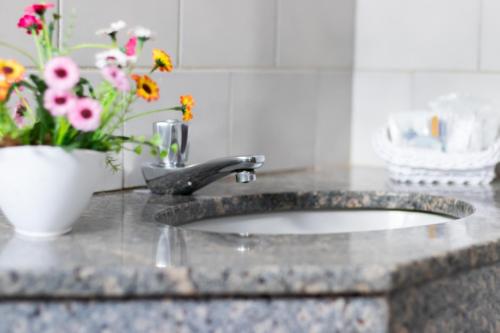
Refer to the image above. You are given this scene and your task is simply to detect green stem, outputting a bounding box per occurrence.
[123,107,182,122]
[0,41,39,67]
[32,33,45,72]
[41,16,52,59]
[69,43,113,51]
[55,117,70,146]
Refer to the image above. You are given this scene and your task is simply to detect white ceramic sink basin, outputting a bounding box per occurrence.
[182,210,454,235]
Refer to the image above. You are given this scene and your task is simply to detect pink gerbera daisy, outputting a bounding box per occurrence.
[68,98,102,132]
[101,66,130,92]
[44,57,80,91]
[43,89,76,116]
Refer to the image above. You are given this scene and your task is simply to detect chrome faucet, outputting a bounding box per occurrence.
[142,120,265,195]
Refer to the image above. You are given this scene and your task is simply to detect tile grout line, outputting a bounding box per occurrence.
[274,0,280,68]
[57,0,63,49]
[177,0,183,68]
[477,0,484,71]
[312,71,321,170]
[227,73,234,155]
[347,71,355,167]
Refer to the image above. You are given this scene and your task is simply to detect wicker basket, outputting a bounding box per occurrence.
[373,128,500,185]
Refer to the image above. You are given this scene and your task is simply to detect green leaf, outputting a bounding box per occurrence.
[150,133,162,146]
[160,150,168,159]
[170,143,179,154]
[133,145,142,155]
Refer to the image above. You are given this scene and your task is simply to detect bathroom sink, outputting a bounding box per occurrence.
[181,209,454,235]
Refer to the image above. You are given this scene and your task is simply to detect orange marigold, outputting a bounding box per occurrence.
[132,74,159,102]
[179,95,195,122]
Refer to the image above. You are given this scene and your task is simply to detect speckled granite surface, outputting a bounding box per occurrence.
[0,167,499,331]
[0,167,495,298]
[0,297,388,333]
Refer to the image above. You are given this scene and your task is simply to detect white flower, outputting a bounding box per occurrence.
[96,20,127,36]
[129,26,154,40]
[95,49,128,69]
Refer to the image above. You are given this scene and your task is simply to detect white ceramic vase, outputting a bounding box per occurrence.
[0,146,105,238]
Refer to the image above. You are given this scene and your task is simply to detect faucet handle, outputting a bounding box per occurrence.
[153,120,189,168]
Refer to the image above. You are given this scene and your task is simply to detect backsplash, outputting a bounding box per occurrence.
[0,0,355,190]
[352,0,500,166]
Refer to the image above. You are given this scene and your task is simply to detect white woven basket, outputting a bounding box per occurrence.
[373,128,500,185]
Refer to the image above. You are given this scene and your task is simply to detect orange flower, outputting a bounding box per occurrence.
[180,95,195,122]
[0,81,10,102]
[182,108,193,122]
[152,49,173,72]
[0,59,25,83]
[180,95,194,109]
[132,74,159,102]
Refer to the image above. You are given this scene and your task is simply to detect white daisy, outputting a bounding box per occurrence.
[129,26,154,40]
[95,49,128,69]
[96,20,127,36]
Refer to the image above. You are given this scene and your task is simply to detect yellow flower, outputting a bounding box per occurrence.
[152,49,173,72]
[0,81,10,102]
[180,95,195,122]
[0,59,25,83]
[132,74,159,102]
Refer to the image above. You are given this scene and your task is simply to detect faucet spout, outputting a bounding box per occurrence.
[142,155,265,195]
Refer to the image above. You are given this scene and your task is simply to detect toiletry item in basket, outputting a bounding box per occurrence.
[387,111,443,151]
[387,94,500,153]
[429,93,500,153]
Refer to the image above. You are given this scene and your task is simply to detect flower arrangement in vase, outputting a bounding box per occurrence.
[0,3,195,237]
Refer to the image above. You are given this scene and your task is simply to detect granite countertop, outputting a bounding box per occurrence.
[0,167,499,299]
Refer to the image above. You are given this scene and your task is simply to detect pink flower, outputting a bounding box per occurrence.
[101,66,130,92]
[17,14,43,35]
[125,37,137,56]
[43,89,76,116]
[68,98,102,132]
[25,3,55,16]
[44,57,80,91]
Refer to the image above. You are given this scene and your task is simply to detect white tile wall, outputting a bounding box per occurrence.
[480,0,500,70]
[230,72,318,170]
[350,72,412,166]
[124,72,231,187]
[315,71,352,167]
[355,0,480,70]
[413,72,500,109]
[278,0,354,68]
[96,151,123,192]
[63,0,179,67]
[182,0,276,68]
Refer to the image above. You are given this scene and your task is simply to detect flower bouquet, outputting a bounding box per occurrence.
[0,3,194,237]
